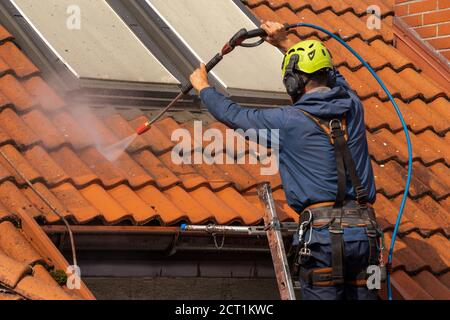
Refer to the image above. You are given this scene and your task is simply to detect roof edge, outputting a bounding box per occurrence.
[14,208,96,300]
[393,17,450,91]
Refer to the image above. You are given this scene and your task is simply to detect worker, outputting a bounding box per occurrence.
[189,21,382,300]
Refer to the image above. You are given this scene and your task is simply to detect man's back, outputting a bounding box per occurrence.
[200,72,376,213]
[191,30,382,301]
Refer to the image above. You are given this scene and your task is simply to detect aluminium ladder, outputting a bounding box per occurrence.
[256,182,296,300]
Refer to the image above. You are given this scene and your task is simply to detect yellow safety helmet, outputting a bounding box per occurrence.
[281,40,334,100]
[282,40,333,76]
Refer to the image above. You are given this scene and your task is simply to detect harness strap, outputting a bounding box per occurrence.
[299,110,368,209]
[295,110,378,288]
[366,229,380,267]
[331,122,347,208]
[329,218,345,285]
[300,267,369,287]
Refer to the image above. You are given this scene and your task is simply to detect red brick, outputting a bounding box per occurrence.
[409,0,438,14]
[423,8,450,23]
[441,50,450,59]
[438,0,450,9]
[402,14,424,26]
[414,25,438,37]
[395,4,409,15]
[438,22,450,35]
[427,36,450,48]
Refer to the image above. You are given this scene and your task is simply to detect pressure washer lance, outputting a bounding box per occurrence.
[135,27,274,135]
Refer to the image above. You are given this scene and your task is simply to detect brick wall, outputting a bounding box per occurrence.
[395,0,450,60]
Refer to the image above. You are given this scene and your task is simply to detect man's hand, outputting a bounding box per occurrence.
[260,20,296,52]
[189,63,210,94]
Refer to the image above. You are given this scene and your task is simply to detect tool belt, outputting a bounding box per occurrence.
[302,205,377,228]
[291,111,385,287]
[294,204,384,287]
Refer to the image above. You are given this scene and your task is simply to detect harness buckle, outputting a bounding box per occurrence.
[329,119,342,130]
[295,210,313,264]
[299,246,312,258]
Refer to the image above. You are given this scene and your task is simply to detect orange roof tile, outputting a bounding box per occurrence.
[0,0,449,300]
[0,216,84,300]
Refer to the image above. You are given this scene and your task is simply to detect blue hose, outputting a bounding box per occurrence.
[289,23,413,300]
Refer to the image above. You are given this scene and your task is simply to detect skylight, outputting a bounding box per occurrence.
[11,0,179,87]
[144,0,285,96]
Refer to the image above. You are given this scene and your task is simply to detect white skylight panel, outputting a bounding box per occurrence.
[145,0,285,94]
[11,0,179,86]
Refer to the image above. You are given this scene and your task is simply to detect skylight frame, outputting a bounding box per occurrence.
[1,0,183,103]
[134,0,289,105]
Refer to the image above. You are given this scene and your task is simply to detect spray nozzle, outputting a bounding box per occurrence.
[136,121,151,135]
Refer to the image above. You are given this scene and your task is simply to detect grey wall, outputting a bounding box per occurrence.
[84,277,280,300]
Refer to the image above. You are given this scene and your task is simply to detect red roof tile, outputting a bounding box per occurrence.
[50,147,99,187]
[49,182,100,224]
[162,185,212,223]
[0,74,35,112]
[79,147,127,187]
[0,218,85,300]
[0,0,449,299]
[50,111,92,150]
[0,42,38,78]
[137,185,187,223]
[22,77,64,112]
[0,108,39,148]
[79,184,128,225]
[22,109,67,150]
[24,146,69,186]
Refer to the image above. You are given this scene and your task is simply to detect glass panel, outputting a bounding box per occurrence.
[146,0,285,93]
[11,0,178,85]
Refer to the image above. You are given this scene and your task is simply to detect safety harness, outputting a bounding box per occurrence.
[292,110,385,287]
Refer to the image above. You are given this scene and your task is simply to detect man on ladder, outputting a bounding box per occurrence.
[189,21,383,300]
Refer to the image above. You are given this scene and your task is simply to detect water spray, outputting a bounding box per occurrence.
[132,23,412,299]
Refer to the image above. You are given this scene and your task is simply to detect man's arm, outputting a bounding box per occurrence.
[199,87,287,132]
[189,64,287,142]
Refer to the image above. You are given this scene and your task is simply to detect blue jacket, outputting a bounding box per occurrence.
[200,72,376,213]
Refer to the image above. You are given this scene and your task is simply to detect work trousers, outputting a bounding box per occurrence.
[298,225,379,300]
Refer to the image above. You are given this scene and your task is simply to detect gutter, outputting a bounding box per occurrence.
[42,225,282,253]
